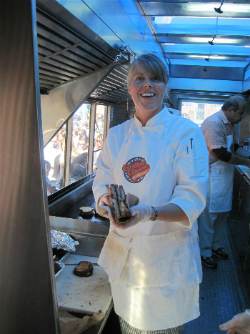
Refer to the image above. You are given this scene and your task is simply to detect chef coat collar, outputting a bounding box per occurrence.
[134,107,168,127]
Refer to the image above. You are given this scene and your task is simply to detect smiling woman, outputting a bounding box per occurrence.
[93,54,209,334]
[127,54,169,126]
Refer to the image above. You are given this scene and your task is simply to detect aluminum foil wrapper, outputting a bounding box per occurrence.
[51,230,79,252]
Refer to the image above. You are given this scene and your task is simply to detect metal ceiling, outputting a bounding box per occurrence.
[132,0,250,97]
[36,1,131,103]
[37,0,250,104]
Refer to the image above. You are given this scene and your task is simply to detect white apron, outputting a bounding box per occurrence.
[209,135,234,213]
[107,114,201,330]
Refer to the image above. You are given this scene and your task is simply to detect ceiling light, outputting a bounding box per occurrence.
[214,0,224,14]
[214,7,223,14]
[190,37,235,44]
[211,55,226,59]
[189,55,225,60]
[208,35,216,45]
[189,55,210,59]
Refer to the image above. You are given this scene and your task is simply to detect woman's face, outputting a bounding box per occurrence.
[128,64,166,117]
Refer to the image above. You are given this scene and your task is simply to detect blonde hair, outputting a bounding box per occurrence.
[127,54,169,88]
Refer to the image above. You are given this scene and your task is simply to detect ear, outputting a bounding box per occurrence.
[228,106,235,113]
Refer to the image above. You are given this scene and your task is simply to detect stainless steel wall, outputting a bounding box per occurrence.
[0,0,59,333]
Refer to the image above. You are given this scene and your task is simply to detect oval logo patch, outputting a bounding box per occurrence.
[122,157,150,183]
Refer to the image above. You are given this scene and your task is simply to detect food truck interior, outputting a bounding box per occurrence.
[1,0,250,333]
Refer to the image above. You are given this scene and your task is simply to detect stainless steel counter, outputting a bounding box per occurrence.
[237,165,250,179]
[229,166,250,288]
[51,216,112,334]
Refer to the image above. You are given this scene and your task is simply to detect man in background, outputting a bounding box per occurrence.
[198,95,250,269]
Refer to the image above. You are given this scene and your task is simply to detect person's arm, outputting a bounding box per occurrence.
[228,154,250,168]
[165,124,209,227]
[205,120,250,168]
[111,202,189,230]
[235,146,250,160]
[219,309,250,333]
[154,203,189,226]
[212,147,250,168]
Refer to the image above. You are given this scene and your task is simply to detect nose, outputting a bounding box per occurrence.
[143,77,153,87]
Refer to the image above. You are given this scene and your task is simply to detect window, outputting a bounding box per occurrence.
[43,102,109,196]
[181,101,223,126]
[93,105,106,171]
[197,111,204,120]
[43,125,66,195]
[70,104,91,184]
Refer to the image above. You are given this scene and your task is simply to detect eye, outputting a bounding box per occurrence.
[135,76,144,81]
[151,75,160,81]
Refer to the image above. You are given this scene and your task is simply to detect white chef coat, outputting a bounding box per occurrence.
[93,107,208,330]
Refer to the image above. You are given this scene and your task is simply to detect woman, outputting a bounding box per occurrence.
[93,54,208,334]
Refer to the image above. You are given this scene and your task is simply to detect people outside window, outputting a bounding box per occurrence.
[77,129,89,154]
[44,160,52,195]
[43,134,60,178]
[93,134,103,170]
[71,129,89,179]
[51,129,66,188]
[198,96,250,269]
[93,54,208,334]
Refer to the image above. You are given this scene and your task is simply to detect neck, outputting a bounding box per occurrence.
[136,107,163,126]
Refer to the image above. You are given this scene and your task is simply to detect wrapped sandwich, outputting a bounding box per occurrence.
[105,184,131,224]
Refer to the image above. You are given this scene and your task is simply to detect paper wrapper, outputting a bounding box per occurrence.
[97,193,139,223]
[59,308,105,334]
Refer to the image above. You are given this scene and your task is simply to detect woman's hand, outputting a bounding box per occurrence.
[219,310,250,334]
[98,194,110,218]
[111,204,154,230]
[99,194,110,207]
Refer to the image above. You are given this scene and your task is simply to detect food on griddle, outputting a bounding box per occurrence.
[73,261,93,277]
[79,206,94,218]
[105,184,131,223]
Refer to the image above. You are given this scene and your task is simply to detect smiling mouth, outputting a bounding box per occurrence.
[140,93,155,98]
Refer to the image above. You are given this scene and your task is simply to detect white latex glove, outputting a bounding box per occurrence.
[219,310,250,334]
[112,204,154,230]
[97,194,110,218]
